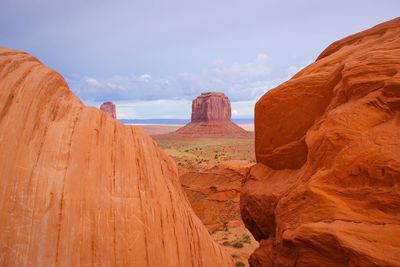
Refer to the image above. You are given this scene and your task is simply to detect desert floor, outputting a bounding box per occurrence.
[135,124,254,135]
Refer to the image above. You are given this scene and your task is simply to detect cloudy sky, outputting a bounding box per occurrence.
[1,0,398,119]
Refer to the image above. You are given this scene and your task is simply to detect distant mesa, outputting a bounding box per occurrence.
[100,101,116,119]
[176,92,251,137]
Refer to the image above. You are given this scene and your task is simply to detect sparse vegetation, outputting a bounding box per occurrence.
[220,233,251,248]
[232,241,244,248]
[222,241,230,246]
[241,233,251,244]
[235,261,245,267]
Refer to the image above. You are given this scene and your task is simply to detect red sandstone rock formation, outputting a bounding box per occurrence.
[191,92,231,121]
[100,101,116,119]
[0,48,233,266]
[241,18,400,266]
[181,161,252,230]
[177,92,250,137]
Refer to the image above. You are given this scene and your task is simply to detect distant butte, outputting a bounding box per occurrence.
[100,101,116,119]
[176,92,251,137]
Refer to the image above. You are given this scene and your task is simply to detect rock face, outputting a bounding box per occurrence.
[0,48,233,267]
[191,92,231,121]
[241,18,400,266]
[176,92,250,137]
[180,161,252,229]
[100,101,116,119]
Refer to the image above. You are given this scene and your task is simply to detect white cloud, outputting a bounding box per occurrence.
[116,99,192,119]
[209,53,271,77]
[256,53,269,62]
[287,59,313,78]
[140,74,151,80]
[85,77,100,86]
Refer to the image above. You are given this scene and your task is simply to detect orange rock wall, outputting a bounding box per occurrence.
[0,48,233,267]
[242,18,400,266]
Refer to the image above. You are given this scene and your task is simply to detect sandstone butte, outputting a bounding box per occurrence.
[241,18,400,266]
[100,101,117,119]
[176,92,250,137]
[0,48,233,267]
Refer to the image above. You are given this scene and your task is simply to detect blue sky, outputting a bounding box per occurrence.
[1,0,399,119]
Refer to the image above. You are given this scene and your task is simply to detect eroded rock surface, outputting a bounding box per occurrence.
[181,161,252,229]
[191,92,231,122]
[0,48,233,267]
[100,101,116,119]
[177,92,250,137]
[241,18,400,266]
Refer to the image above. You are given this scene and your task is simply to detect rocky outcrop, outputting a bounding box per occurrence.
[176,92,250,137]
[192,92,231,121]
[100,101,116,119]
[0,48,233,266]
[180,161,252,229]
[241,18,400,266]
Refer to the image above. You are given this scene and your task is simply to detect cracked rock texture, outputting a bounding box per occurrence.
[241,18,400,266]
[0,48,233,267]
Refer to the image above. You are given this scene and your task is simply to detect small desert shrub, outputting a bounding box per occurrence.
[235,261,245,267]
[241,233,251,244]
[231,241,244,248]
[222,241,230,246]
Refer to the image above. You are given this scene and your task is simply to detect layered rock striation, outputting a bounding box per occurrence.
[177,92,250,137]
[241,18,400,266]
[0,48,233,266]
[100,101,116,119]
[191,92,231,122]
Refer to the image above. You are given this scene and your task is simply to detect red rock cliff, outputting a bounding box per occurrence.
[241,18,400,266]
[0,48,233,267]
[100,101,116,119]
[191,92,231,122]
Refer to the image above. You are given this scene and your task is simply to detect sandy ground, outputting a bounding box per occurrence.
[132,123,254,135]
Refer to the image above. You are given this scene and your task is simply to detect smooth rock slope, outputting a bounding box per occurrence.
[176,92,250,137]
[241,18,400,266]
[0,48,233,266]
